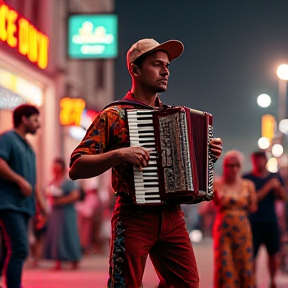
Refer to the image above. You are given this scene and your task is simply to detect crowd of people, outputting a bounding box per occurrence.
[0,36,287,288]
[188,149,287,288]
[0,104,113,288]
[34,160,113,271]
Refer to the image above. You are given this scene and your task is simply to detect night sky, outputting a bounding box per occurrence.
[114,0,288,174]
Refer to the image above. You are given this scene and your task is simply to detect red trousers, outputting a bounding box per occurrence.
[107,199,199,288]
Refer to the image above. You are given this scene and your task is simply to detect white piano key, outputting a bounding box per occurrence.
[129,137,155,142]
[136,194,160,198]
[130,133,155,137]
[128,115,153,119]
[129,111,152,115]
[129,127,154,131]
[139,142,155,146]
[128,120,153,125]
[135,182,159,187]
[148,156,157,160]
[142,167,158,171]
[134,176,158,180]
[135,199,146,204]
[142,199,162,203]
[135,187,159,193]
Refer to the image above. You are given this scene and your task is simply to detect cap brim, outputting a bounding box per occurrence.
[150,40,184,62]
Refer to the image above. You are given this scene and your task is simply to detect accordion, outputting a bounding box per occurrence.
[126,106,214,205]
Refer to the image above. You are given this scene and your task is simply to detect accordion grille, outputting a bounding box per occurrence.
[158,110,193,193]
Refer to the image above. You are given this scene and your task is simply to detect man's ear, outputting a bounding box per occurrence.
[21,115,28,125]
[130,64,139,77]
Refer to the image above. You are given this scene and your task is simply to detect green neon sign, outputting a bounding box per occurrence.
[68,14,118,59]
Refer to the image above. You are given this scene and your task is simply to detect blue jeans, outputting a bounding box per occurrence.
[0,210,29,288]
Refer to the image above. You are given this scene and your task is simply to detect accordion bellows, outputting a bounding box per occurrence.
[127,106,214,205]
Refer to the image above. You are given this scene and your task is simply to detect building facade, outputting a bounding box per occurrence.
[0,0,115,189]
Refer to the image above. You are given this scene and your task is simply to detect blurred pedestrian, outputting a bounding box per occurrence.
[0,104,46,288]
[43,157,82,270]
[76,178,101,254]
[243,151,286,288]
[29,202,47,267]
[213,150,257,288]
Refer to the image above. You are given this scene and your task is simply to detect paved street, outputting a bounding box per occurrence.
[19,239,288,288]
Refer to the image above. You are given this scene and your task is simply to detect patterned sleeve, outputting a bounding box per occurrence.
[70,107,118,167]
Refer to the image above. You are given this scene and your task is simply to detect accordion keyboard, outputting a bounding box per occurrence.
[127,110,162,204]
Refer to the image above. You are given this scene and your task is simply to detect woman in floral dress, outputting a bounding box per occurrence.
[213,150,257,288]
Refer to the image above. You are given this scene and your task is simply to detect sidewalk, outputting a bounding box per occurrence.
[22,254,109,288]
[16,239,288,288]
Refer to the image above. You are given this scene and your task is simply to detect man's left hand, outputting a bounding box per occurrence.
[210,138,223,160]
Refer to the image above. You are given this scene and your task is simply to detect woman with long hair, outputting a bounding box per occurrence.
[43,157,81,270]
[213,150,257,288]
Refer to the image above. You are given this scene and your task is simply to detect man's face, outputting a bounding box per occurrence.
[252,155,267,172]
[23,114,40,135]
[136,51,170,93]
[223,156,241,178]
[52,162,64,175]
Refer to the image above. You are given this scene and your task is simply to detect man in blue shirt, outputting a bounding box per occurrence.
[0,104,46,288]
[243,151,286,288]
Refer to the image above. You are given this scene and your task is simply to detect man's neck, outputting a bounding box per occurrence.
[130,87,157,107]
[252,169,269,178]
[13,127,27,139]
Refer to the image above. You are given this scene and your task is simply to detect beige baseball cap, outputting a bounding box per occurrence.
[126,38,184,67]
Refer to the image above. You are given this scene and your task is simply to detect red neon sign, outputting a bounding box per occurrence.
[0,1,49,69]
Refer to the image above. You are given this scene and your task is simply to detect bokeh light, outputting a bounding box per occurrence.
[272,144,284,158]
[258,137,270,149]
[277,64,288,80]
[189,230,203,243]
[266,157,278,173]
[257,94,271,108]
[279,119,288,134]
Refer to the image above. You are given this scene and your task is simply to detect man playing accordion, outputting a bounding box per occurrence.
[69,38,222,288]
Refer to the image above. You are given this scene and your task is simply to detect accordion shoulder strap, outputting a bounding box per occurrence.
[102,99,172,110]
